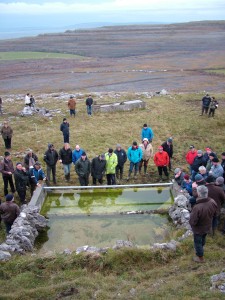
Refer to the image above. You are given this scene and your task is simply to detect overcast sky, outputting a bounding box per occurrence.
[1,0,225,20]
[0,1,224,39]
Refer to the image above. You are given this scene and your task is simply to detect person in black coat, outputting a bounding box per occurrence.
[114,144,127,180]
[201,93,211,115]
[191,150,206,181]
[91,154,106,185]
[86,95,94,116]
[14,162,29,204]
[59,143,73,182]
[43,144,58,184]
[60,118,70,144]
[162,137,173,171]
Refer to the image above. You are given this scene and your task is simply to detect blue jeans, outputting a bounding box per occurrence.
[129,162,139,173]
[87,105,92,115]
[63,163,72,176]
[193,233,207,257]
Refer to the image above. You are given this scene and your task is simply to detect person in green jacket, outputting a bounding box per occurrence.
[105,148,118,185]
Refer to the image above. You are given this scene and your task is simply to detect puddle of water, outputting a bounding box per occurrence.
[37,187,173,253]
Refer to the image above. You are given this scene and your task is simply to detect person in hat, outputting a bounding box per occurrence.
[127,141,143,180]
[185,145,197,174]
[139,138,153,175]
[200,93,211,116]
[23,148,38,171]
[161,137,173,171]
[29,161,46,195]
[153,146,169,182]
[60,118,70,144]
[85,94,94,116]
[141,123,154,143]
[181,174,193,196]
[68,95,76,117]
[190,150,206,181]
[189,185,217,263]
[174,167,185,186]
[0,194,20,234]
[0,151,15,196]
[91,154,106,185]
[75,152,91,186]
[105,148,118,185]
[114,144,127,180]
[59,143,73,182]
[43,144,58,184]
[0,120,13,150]
[210,157,224,179]
[189,173,206,207]
[14,162,29,204]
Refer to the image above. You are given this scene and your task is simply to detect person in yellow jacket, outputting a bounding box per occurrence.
[105,148,118,185]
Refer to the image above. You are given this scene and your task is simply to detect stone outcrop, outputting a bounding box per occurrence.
[93,100,146,113]
[210,270,225,293]
[0,205,48,260]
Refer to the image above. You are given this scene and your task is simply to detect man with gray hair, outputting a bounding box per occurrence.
[189,185,217,263]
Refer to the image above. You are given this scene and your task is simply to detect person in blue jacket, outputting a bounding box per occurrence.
[72,145,84,165]
[127,141,143,180]
[141,123,154,142]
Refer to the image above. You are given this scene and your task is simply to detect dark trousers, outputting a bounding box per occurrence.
[63,133,69,143]
[79,175,89,186]
[116,165,124,179]
[47,165,56,183]
[208,108,215,117]
[193,233,207,257]
[4,137,11,149]
[202,106,209,115]
[92,177,103,185]
[3,175,15,196]
[4,221,13,235]
[157,166,169,177]
[70,109,75,117]
[17,189,26,203]
[106,174,116,185]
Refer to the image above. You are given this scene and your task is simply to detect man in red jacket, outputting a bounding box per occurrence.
[154,146,169,182]
[185,145,197,174]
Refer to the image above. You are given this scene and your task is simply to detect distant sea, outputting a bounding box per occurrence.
[0,15,165,40]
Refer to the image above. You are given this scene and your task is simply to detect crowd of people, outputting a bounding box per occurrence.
[0,93,224,262]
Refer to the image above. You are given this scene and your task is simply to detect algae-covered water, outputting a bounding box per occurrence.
[37,187,173,253]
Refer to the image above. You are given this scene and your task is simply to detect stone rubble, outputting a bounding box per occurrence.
[210,270,225,293]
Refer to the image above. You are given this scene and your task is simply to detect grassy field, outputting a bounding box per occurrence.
[0,91,225,299]
[0,51,83,60]
[205,69,225,75]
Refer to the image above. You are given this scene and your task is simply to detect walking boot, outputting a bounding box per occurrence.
[67,173,71,182]
[158,176,163,182]
[127,171,132,181]
[193,256,204,263]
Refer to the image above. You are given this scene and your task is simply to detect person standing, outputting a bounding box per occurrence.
[75,152,91,186]
[185,145,197,174]
[30,95,35,108]
[60,118,70,144]
[208,97,218,117]
[141,123,154,142]
[68,96,76,117]
[0,151,15,196]
[1,120,13,149]
[23,149,38,170]
[127,141,143,180]
[161,137,173,171]
[0,194,20,235]
[201,93,211,116]
[139,138,153,175]
[86,95,93,116]
[114,144,127,180]
[221,152,225,180]
[14,162,29,204]
[189,185,217,263]
[24,93,31,106]
[29,161,46,196]
[72,145,85,166]
[154,146,169,182]
[0,97,3,115]
[105,148,118,185]
[190,150,206,181]
[59,143,73,182]
[91,154,106,185]
[210,157,224,179]
[43,144,58,184]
